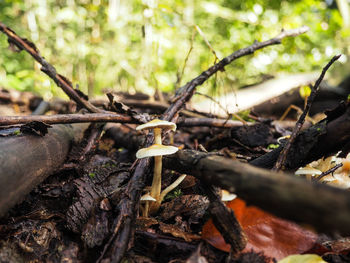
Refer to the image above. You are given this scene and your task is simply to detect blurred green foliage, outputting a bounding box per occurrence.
[0,0,349,100]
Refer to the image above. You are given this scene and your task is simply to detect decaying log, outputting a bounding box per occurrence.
[250,101,350,169]
[164,149,350,235]
[0,124,87,216]
[66,157,130,248]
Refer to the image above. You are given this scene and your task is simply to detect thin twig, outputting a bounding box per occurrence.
[314,163,343,182]
[177,117,251,128]
[165,26,310,122]
[195,25,220,61]
[195,92,230,116]
[273,54,341,171]
[0,22,103,113]
[175,29,195,90]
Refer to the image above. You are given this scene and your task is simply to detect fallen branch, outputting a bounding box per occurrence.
[0,113,249,129]
[0,113,136,125]
[164,149,350,235]
[177,117,249,128]
[0,22,102,113]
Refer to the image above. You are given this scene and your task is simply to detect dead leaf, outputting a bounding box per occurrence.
[202,198,317,260]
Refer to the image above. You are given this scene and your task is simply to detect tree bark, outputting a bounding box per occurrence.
[0,124,86,216]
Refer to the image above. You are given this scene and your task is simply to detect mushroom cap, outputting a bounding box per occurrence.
[295,167,322,176]
[140,193,157,201]
[221,190,237,201]
[342,153,350,172]
[136,144,178,159]
[136,119,176,132]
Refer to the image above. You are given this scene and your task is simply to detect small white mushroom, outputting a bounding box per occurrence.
[136,144,179,159]
[221,189,237,202]
[136,119,176,145]
[140,193,157,217]
[140,193,157,202]
[295,166,322,181]
[295,167,322,176]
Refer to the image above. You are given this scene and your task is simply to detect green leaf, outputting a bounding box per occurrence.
[278,254,326,263]
[299,85,312,99]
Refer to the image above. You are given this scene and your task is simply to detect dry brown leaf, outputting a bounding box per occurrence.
[202,198,317,260]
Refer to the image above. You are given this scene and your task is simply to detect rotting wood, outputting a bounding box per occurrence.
[134,230,198,260]
[250,101,350,169]
[164,149,350,235]
[0,124,87,216]
[66,157,130,242]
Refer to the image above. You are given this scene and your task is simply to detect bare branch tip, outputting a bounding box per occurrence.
[278,25,309,39]
[300,25,310,33]
[334,54,342,60]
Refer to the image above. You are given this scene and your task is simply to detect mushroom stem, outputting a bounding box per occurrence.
[143,202,149,217]
[154,128,162,145]
[150,155,162,203]
[169,132,174,145]
[150,128,163,214]
[159,174,187,203]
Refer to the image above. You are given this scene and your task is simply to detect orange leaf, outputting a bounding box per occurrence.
[202,198,317,260]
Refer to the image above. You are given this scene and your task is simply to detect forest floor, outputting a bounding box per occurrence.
[0,82,350,263]
[0,23,350,263]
